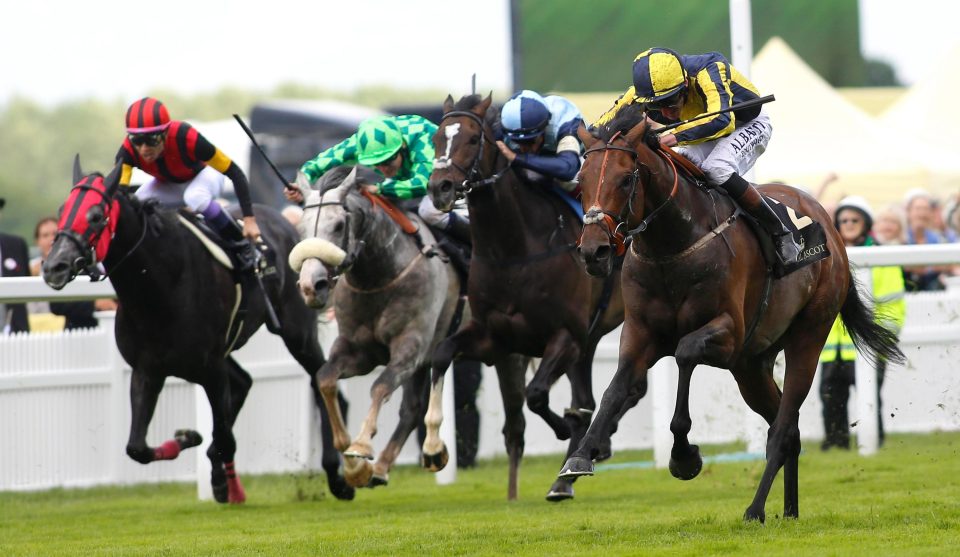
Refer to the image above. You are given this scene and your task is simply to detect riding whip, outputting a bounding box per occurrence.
[655,94,775,134]
[232,114,297,192]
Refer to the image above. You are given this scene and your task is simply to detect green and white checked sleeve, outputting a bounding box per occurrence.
[299,135,360,184]
[378,159,431,199]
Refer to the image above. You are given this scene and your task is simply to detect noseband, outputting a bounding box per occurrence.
[435,110,512,197]
[582,132,679,255]
[302,190,369,277]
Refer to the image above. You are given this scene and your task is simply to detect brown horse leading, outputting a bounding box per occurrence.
[558,104,904,521]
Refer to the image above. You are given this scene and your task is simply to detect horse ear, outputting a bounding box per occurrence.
[340,166,359,191]
[474,92,493,116]
[443,94,455,114]
[73,154,83,185]
[624,117,650,147]
[577,123,597,148]
[103,163,122,195]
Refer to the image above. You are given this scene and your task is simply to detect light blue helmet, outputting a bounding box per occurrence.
[501,90,551,142]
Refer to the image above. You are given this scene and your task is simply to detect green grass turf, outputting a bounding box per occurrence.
[1,432,957,556]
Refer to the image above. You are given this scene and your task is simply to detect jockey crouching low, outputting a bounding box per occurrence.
[285,115,472,275]
[117,97,260,271]
[596,47,801,265]
[495,90,584,205]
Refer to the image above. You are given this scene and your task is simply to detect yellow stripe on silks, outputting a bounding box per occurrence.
[593,87,638,128]
[120,164,134,187]
[648,51,685,97]
[206,148,234,174]
[674,65,735,143]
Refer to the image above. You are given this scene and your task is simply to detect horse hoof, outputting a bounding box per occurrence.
[174,429,203,450]
[557,456,594,480]
[669,445,702,481]
[327,476,356,501]
[344,457,373,488]
[744,506,766,523]
[421,445,449,472]
[545,480,574,502]
[369,473,389,488]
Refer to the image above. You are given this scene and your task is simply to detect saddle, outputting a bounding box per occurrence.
[176,211,278,280]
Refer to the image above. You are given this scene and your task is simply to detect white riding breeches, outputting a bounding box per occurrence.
[417,196,469,229]
[675,110,772,185]
[135,165,225,212]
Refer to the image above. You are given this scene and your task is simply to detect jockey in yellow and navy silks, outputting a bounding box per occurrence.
[116,97,260,269]
[596,47,801,266]
[495,90,585,199]
[285,115,470,241]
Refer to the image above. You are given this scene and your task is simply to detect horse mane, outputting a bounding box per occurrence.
[452,94,500,130]
[598,101,657,147]
[316,165,382,195]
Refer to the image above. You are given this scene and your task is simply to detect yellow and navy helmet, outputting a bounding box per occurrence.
[632,47,688,104]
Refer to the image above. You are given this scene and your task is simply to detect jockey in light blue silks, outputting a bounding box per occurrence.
[495,90,585,220]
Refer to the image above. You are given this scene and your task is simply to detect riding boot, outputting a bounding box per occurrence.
[206,207,259,272]
[718,173,801,265]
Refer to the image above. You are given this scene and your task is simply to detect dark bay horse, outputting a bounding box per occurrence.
[426,94,631,501]
[288,166,463,489]
[557,105,904,521]
[42,158,353,503]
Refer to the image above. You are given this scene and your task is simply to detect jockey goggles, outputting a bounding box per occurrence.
[645,90,684,111]
[128,132,165,147]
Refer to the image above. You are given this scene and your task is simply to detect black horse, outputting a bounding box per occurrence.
[426,94,633,500]
[42,158,353,503]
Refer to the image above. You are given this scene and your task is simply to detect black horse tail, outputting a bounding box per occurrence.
[839,271,906,366]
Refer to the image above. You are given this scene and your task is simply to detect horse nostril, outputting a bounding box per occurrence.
[439,180,453,193]
[314,279,328,292]
[595,245,612,261]
[49,260,69,274]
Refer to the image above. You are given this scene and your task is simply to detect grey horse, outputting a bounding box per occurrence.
[288,166,469,487]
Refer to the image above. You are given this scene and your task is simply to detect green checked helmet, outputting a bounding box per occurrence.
[357,116,404,166]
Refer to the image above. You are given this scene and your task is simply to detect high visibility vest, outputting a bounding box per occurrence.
[820,264,906,363]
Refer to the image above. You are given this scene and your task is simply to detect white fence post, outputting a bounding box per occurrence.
[651,357,678,468]
[195,385,214,500]
[100,311,127,484]
[853,266,880,456]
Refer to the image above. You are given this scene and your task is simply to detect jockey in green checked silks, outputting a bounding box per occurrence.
[284,114,471,270]
[595,47,801,264]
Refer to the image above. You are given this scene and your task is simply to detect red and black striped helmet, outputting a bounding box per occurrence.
[125,97,171,134]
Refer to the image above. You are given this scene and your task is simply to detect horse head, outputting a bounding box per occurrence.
[289,165,373,308]
[428,93,494,212]
[42,156,123,289]
[577,104,665,277]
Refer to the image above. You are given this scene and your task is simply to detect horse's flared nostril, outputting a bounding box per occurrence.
[594,245,612,261]
[439,180,453,194]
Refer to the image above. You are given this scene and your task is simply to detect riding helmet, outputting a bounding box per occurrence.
[501,90,551,142]
[125,97,171,134]
[632,47,688,104]
[357,116,404,166]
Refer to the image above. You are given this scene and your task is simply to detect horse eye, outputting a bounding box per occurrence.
[86,206,105,224]
[469,135,480,145]
[333,221,344,233]
[619,175,634,189]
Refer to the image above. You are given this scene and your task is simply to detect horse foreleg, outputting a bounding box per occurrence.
[372,367,430,487]
[743,325,825,522]
[125,370,170,464]
[526,329,581,441]
[546,342,597,502]
[317,338,368,454]
[422,322,495,472]
[496,354,528,501]
[559,321,658,482]
[669,316,737,481]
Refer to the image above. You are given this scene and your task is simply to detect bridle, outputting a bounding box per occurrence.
[56,177,147,282]
[434,110,512,197]
[582,130,680,256]
[302,188,369,278]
